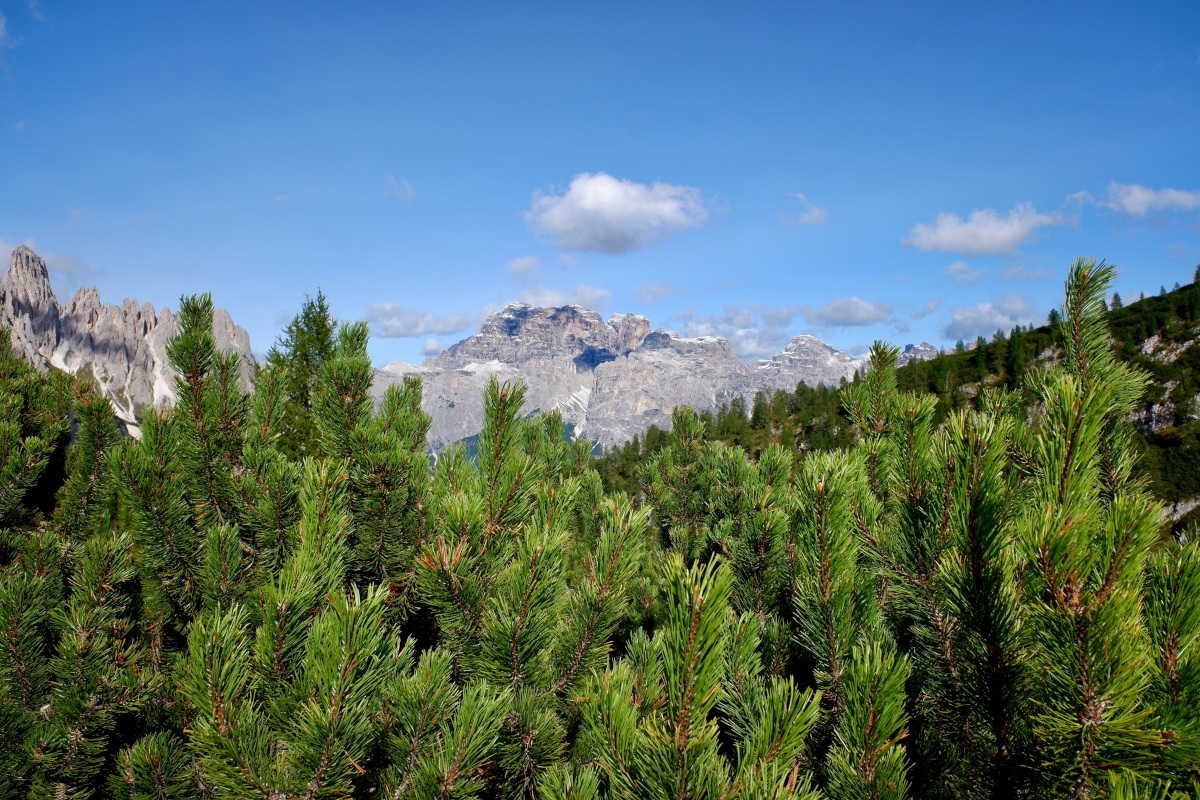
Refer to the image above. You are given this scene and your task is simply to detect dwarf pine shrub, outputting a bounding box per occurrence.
[0,262,1198,799]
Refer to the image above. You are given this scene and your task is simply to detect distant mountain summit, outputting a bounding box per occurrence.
[0,245,255,433]
[0,245,940,448]
[375,301,936,449]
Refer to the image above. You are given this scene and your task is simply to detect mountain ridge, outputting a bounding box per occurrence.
[1,245,255,432]
[374,300,938,448]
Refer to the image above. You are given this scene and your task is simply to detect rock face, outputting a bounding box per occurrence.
[1,245,255,431]
[897,342,940,366]
[374,302,867,449]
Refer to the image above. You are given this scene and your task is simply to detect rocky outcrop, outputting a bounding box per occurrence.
[1,245,255,431]
[374,302,866,449]
[897,342,940,366]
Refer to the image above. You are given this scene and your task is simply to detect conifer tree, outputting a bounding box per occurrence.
[267,289,338,457]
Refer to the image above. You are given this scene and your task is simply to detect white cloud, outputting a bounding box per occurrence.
[671,304,799,359]
[365,303,475,338]
[421,338,446,356]
[384,175,417,202]
[634,281,675,305]
[943,260,988,286]
[801,296,893,328]
[904,202,1064,257]
[1000,263,1053,281]
[1098,182,1200,217]
[780,192,829,226]
[942,292,1041,341]
[525,172,709,254]
[558,253,583,268]
[515,283,612,310]
[506,255,541,275]
[911,299,940,319]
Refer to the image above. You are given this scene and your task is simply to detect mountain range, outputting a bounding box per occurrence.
[0,245,254,433]
[2,245,938,447]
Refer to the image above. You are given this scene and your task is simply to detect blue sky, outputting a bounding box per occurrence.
[2,1,1198,365]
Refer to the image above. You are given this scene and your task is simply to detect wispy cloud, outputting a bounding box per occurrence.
[911,299,940,319]
[801,296,893,328]
[421,338,446,357]
[634,281,676,305]
[365,303,476,338]
[671,304,799,359]
[0,11,17,60]
[904,203,1065,257]
[1096,182,1200,217]
[384,175,417,202]
[515,283,612,310]
[943,260,988,286]
[526,172,709,254]
[506,255,540,275]
[1,236,106,292]
[1000,263,1053,281]
[779,192,829,226]
[52,209,87,237]
[942,292,1041,341]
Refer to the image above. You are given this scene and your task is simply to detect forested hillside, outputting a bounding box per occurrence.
[597,267,1200,531]
[1,260,1198,799]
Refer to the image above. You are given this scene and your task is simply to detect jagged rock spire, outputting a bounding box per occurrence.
[0,244,256,433]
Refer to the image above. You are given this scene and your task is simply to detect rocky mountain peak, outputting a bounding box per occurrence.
[1,245,255,434]
[436,303,653,373]
[897,341,939,366]
[376,301,866,448]
[2,245,58,323]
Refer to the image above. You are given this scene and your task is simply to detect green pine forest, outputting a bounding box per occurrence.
[596,268,1200,532]
[2,259,1199,799]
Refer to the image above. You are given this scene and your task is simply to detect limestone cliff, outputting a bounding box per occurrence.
[374,302,898,449]
[1,245,255,432]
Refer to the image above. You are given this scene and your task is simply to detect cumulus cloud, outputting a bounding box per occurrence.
[1000,263,1053,281]
[671,304,799,359]
[944,260,988,286]
[365,303,476,338]
[942,292,1041,341]
[911,299,940,319]
[506,255,541,275]
[421,338,446,357]
[904,202,1065,257]
[516,283,612,310]
[801,296,893,328]
[780,193,829,226]
[1098,182,1200,217]
[634,281,675,305]
[525,172,709,254]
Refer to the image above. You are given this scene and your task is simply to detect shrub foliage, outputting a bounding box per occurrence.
[1,261,1198,799]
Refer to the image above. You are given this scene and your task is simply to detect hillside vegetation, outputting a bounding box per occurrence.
[0,260,1198,799]
[597,268,1200,530]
